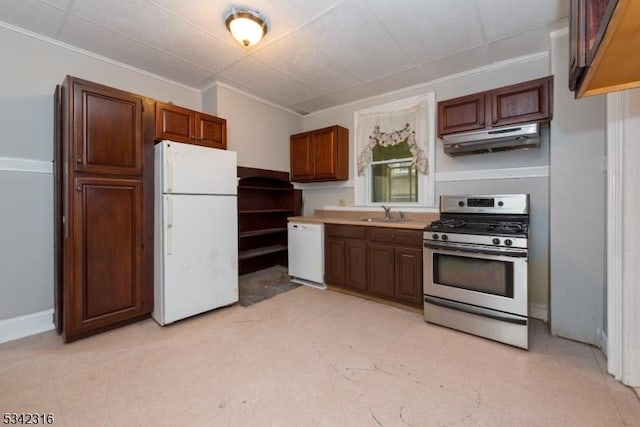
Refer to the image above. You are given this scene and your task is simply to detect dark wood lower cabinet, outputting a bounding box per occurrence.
[324,236,346,285]
[344,239,367,290]
[368,243,395,298]
[69,177,146,333]
[394,246,423,306]
[325,225,423,308]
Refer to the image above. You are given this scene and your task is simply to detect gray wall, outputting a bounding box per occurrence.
[203,84,302,172]
[300,53,552,317]
[0,25,201,321]
[549,31,606,344]
[437,177,549,317]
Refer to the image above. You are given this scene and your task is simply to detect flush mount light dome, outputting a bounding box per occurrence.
[224,7,268,47]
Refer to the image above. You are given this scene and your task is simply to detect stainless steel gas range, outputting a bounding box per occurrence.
[423,194,530,349]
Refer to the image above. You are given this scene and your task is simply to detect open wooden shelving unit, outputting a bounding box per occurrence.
[237,166,302,275]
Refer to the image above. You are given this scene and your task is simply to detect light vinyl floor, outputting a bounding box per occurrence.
[1,286,639,426]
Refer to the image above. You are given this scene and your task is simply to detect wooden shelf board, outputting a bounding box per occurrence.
[239,186,292,191]
[238,209,294,214]
[238,245,288,260]
[239,228,287,238]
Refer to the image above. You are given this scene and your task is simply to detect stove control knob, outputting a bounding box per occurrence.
[492,238,500,245]
[505,239,513,246]
[432,234,439,240]
[458,201,465,207]
[498,201,504,207]
[441,234,449,241]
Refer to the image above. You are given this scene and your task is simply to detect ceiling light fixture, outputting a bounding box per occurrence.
[224,7,268,47]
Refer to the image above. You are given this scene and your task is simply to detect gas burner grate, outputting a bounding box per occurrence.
[430,219,466,229]
[486,221,528,233]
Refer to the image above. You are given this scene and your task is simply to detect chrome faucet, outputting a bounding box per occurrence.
[381,205,391,219]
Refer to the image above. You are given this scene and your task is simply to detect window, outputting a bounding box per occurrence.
[354,93,435,207]
[370,141,418,202]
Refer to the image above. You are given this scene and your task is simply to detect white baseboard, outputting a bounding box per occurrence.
[0,309,55,344]
[597,328,608,355]
[529,303,548,322]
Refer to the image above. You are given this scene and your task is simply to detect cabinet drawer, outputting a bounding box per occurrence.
[325,224,367,239]
[369,227,422,246]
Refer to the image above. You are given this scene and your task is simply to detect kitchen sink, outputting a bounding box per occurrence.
[361,218,406,223]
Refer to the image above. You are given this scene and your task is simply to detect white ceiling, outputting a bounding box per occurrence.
[0,0,569,114]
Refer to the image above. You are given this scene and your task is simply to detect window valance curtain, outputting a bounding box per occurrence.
[355,101,429,176]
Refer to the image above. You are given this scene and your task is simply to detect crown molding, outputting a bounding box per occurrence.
[0,20,201,94]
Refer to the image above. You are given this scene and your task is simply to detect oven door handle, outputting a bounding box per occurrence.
[424,295,528,325]
[423,241,527,258]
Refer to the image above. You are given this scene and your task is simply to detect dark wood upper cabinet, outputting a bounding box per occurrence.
[56,76,153,343]
[197,114,226,150]
[72,80,143,175]
[569,0,640,97]
[437,76,553,138]
[437,93,486,136]
[155,102,227,150]
[290,133,313,181]
[290,125,348,183]
[569,0,616,91]
[491,78,552,128]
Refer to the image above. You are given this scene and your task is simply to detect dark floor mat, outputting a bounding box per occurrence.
[238,265,299,307]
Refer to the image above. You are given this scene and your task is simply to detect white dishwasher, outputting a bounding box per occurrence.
[288,222,325,289]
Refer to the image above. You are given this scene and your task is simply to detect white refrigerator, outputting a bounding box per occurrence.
[153,141,238,326]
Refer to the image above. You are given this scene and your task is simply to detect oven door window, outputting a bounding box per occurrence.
[433,253,514,298]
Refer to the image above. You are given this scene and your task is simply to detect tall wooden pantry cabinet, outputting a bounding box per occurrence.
[54,76,154,342]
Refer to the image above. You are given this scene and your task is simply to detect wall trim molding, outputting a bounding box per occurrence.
[0,309,55,344]
[0,157,53,174]
[597,328,608,356]
[435,166,549,182]
[607,90,640,387]
[549,27,570,39]
[529,303,548,322]
[607,91,624,380]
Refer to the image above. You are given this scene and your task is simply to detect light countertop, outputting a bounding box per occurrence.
[288,209,439,230]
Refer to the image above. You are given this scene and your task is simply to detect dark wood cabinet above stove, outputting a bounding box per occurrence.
[437,76,554,138]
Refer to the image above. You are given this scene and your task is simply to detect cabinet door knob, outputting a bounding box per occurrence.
[76,186,81,192]
[76,157,82,163]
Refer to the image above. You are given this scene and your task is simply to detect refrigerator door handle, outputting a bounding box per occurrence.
[166,144,174,193]
[166,195,173,255]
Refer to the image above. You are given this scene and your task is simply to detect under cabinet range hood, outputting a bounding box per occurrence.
[442,123,541,156]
